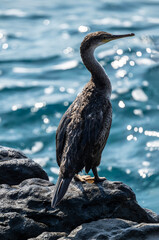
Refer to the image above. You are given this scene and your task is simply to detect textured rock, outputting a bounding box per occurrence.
[0,178,159,240]
[59,218,159,240]
[0,212,46,240]
[29,231,66,240]
[0,145,159,240]
[0,146,49,185]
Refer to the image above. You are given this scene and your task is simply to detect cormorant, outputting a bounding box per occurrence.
[52,31,135,208]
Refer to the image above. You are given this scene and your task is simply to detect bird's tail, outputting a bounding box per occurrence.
[51,175,72,208]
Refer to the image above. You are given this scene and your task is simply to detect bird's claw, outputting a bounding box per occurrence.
[94,176,106,182]
[74,174,106,184]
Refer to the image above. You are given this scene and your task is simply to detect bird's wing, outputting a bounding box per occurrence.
[56,99,112,174]
[81,101,112,173]
[56,114,71,166]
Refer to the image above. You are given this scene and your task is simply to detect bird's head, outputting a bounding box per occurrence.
[80,31,135,52]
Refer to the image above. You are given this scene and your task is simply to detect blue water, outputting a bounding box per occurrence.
[0,0,159,213]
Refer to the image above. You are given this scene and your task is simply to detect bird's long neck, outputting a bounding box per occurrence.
[80,46,112,97]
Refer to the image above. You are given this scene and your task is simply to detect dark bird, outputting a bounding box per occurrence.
[51,31,135,208]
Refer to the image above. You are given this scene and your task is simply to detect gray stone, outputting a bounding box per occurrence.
[0,146,49,185]
[59,218,159,240]
[28,231,66,240]
[0,146,27,160]
[0,212,46,240]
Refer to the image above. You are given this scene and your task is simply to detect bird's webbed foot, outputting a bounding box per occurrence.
[94,176,106,182]
[74,170,106,184]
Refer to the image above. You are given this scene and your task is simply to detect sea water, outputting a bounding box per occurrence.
[0,0,159,213]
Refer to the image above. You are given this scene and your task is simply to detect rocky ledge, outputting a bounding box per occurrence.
[0,146,159,240]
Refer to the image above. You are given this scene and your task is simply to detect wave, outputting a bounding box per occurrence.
[0,9,50,20]
[0,54,60,64]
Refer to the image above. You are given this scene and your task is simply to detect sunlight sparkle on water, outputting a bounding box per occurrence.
[126,169,131,174]
[132,88,148,102]
[134,127,138,132]
[127,134,137,141]
[139,127,143,133]
[138,169,148,178]
[146,140,159,150]
[136,51,142,57]
[78,25,89,32]
[60,87,65,92]
[2,43,8,49]
[145,130,159,138]
[127,125,132,131]
[53,60,78,70]
[44,86,54,95]
[12,105,21,111]
[35,102,45,109]
[0,32,3,39]
[50,167,59,175]
[64,101,69,106]
[127,134,133,141]
[118,100,125,108]
[24,142,43,155]
[43,117,50,124]
[136,58,155,66]
[133,109,143,116]
[31,102,46,112]
[142,161,150,167]
[146,48,151,53]
[63,47,74,54]
[67,88,75,94]
[117,49,123,55]
[129,61,135,66]
[116,69,127,78]
[111,55,129,69]
[46,126,56,133]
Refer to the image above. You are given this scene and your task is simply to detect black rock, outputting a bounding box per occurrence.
[0,146,159,240]
[28,231,66,240]
[59,218,159,240]
[0,178,159,240]
[0,212,46,240]
[0,146,49,185]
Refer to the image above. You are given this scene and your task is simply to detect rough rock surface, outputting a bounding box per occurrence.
[0,146,49,185]
[59,218,159,240]
[0,146,159,240]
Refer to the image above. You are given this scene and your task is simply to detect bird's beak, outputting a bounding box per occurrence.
[102,33,135,43]
[111,33,135,40]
